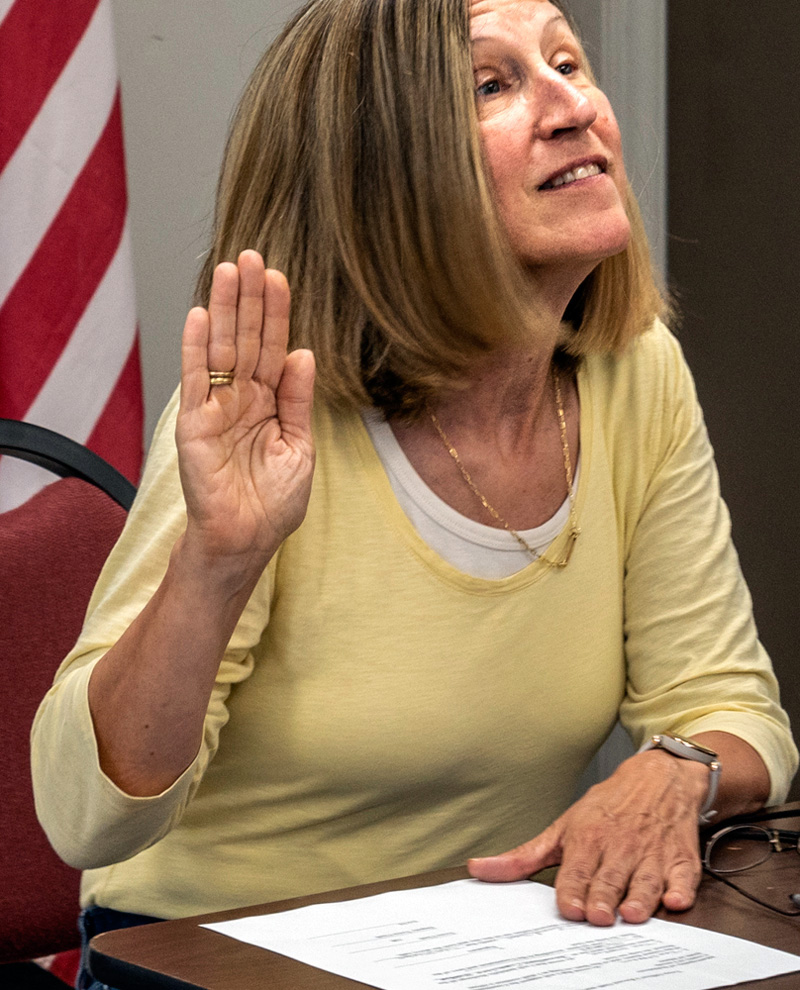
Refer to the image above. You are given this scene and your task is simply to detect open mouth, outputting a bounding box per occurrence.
[539,162,605,191]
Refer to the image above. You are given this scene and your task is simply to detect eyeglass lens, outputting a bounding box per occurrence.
[708,827,776,873]
[707,825,800,874]
[704,821,800,916]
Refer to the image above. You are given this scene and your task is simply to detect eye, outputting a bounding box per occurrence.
[476,77,502,98]
[554,58,580,77]
[473,61,516,101]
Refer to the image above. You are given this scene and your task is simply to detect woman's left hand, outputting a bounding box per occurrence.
[468,749,710,926]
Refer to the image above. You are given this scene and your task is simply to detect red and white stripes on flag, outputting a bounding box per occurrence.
[0,0,143,512]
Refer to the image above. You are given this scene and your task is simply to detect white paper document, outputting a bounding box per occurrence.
[203,879,800,989]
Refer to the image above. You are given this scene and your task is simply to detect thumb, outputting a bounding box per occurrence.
[468,824,563,882]
[276,348,316,441]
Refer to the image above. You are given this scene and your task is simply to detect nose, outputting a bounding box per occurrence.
[532,69,597,140]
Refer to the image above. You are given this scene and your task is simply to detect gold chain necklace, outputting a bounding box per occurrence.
[428,369,580,567]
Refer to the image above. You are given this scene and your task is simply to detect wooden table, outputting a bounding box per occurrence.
[90,807,800,990]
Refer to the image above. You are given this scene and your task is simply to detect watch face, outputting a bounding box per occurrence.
[663,733,718,759]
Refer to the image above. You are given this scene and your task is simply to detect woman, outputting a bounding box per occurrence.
[32,0,796,977]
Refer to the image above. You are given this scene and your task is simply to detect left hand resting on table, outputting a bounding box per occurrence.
[469,748,711,927]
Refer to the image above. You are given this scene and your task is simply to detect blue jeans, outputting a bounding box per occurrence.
[76,906,162,990]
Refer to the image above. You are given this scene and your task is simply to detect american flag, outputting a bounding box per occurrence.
[0,0,143,513]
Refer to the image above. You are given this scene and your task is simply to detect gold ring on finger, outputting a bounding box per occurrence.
[209,370,235,386]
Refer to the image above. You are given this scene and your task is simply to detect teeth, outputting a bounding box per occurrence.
[552,170,575,188]
[548,163,603,189]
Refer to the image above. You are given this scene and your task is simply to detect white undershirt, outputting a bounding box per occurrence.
[362,409,579,579]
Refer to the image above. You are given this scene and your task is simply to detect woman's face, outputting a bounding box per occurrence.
[470,0,631,275]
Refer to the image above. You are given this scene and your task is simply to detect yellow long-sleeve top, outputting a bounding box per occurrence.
[31,322,797,919]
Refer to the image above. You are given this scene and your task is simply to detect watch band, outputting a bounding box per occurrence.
[639,733,722,825]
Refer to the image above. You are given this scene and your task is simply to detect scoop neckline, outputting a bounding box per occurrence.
[342,364,593,594]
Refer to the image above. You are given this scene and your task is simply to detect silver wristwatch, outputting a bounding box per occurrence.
[639,733,721,825]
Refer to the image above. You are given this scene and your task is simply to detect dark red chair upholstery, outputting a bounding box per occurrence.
[0,476,130,972]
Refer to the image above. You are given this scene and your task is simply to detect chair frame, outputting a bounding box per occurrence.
[0,419,136,511]
[1,423,136,979]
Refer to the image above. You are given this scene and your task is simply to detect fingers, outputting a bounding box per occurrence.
[557,848,647,926]
[661,854,702,913]
[617,857,667,924]
[180,306,211,414]
[554,840,702,927]
[232,251,270,380]
[468,826,562,883]
[255,268,292,392]
[206,250,270,382]
[553,846,608,924]
[206,261,240,377]
[185,252,300,399]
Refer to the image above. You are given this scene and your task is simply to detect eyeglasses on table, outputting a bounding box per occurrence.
[703,809,800,917]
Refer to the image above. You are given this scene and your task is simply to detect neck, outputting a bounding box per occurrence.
[433,261,586,428]
[526,252,601,318]
[400,263,588,452]
[430,341,558,453]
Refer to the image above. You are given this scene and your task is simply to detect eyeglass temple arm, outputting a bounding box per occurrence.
[767,828,800,846]
[708,807,800,828]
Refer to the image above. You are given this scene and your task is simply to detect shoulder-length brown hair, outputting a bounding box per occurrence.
[196,0,666,416]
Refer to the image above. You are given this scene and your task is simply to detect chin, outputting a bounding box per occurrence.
[586,210,633,261]
[520,230,632,309]
[520,221,632,273]
[597,217,634,260]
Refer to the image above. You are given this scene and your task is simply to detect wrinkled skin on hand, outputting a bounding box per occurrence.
[469,749,708,925]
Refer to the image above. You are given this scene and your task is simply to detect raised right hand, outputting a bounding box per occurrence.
[176,250,315,566]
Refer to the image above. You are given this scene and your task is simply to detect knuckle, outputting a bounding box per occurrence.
[671,858,702,886]
[669,846,702,872]
[629,871,663,897]
[507,838,543,862]
[593,866,629,894]
[557,862,596,887]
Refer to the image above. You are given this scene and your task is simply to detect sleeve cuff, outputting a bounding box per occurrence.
[670,712,799,807]
[33,658,202,869]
